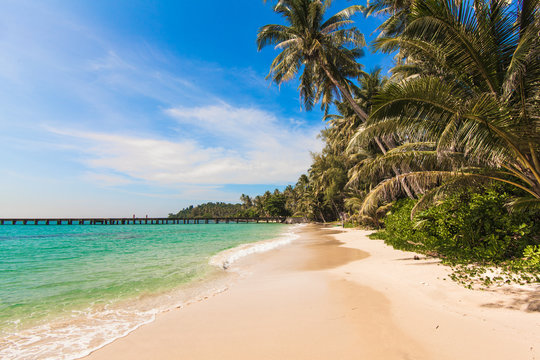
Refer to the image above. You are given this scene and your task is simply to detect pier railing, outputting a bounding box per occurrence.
[0,217,286,225]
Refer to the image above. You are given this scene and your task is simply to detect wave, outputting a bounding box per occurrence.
[0,224,300,360]
[0,284,231,360]
[0,307,158,360]
[209,224,302,270]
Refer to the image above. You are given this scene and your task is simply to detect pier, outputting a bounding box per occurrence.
[0,217,286,225]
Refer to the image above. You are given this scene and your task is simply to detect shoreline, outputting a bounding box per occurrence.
[209,224,301,269]
[329,227,540,359]
[84,225,540,360]
[0,223,294,360]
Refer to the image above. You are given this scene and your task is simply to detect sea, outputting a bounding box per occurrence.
[0,223,296,359]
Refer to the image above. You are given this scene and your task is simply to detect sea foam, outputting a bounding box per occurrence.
[209,224,302,269]
[0,223,297,360]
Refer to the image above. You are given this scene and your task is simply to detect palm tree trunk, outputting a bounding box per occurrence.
[320,62,369,121]
[330,198,341,220]
[320,62,415,199]
[318,209,327,223]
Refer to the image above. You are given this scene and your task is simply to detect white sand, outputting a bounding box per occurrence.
[84,225,540,360]
[331,227,540,359]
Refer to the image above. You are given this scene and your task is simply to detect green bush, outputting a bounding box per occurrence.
[371,199,425,252]
[373,186,540,264]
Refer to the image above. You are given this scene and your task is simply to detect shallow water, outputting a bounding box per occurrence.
[0,223,290,359]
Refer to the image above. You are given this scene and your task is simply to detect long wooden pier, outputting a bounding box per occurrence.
[0,217,286,225]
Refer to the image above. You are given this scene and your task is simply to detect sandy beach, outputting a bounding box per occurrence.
[85,225,540,360]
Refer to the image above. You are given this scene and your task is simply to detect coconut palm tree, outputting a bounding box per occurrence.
[354,0,540,214]
[258,0,416,197]
[293,174,318,219]
[362,0,414,37]
[324,69,388,152]
[240,194,253,209]
[257,0,367,118]
[309,151,349,220]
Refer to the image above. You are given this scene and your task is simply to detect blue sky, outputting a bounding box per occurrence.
[0,0,391,217]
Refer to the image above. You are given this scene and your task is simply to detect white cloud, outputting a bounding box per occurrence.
[0,1,326,216]
[50,103,323,186]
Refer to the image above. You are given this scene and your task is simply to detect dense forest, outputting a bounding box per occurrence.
[169,190,293,218]
[169,203,245,218]
[171,0,539,274]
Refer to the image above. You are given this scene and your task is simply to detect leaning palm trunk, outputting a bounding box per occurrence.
[257,0,418,201]
[319,60,416,198]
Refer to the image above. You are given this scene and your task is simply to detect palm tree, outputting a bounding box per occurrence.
[355,0,540,214]
[257,0,367,118]
[293,174,317,218]
[240,194,253,209]
[362,0,414,37]
[253,195,265,216]
[309,151,349,220]
[258,0,416,198]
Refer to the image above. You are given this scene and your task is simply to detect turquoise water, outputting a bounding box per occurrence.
[0,223,290,359]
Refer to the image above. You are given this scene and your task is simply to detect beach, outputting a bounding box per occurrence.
[0,223,293,359]
[85,225,540,360]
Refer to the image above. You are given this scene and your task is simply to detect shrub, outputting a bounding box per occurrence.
[373,185,540,264]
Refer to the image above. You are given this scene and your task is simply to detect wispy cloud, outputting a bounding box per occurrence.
[0,1,325,216]
[49,103,323,186]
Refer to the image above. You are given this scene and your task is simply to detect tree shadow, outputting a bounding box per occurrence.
[481,286,540,312]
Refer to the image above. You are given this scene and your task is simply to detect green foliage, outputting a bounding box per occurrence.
[264,194,291,217]
[169,203,244,219]
[372,199,423,252]
[170,190,295,219]
[375,186,540,263]
[509,245,540,273]
[257,0,365,113]
[523,245,540,268]
[356,0,540,214]
[235,208,260,219]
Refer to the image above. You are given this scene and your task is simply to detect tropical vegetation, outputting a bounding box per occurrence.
[169,190,292,219]
[254,0,540,273]
[171,0,539,278]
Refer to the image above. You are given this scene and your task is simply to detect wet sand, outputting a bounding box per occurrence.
[85,225,540,360]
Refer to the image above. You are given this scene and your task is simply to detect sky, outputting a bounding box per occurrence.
[0,0,391,217]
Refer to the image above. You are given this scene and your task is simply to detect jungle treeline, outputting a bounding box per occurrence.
[171,0,539,268]
[255,0,540,268]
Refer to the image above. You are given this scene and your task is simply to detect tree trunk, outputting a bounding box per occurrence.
[320,62,415,199]
[318,209,326,223]
[330,198,341,220]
